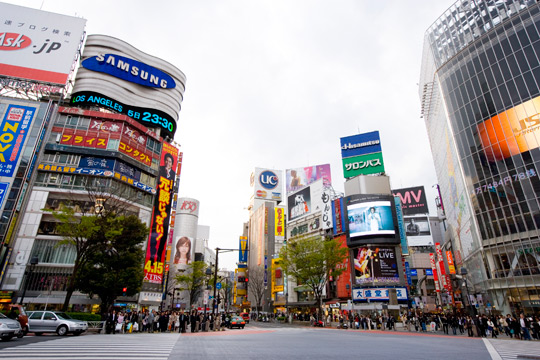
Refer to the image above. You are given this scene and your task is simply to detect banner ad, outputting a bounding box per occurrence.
[285,163,331,194]
[392,186,429,215]
[353,246,400,285]
[144,143,179,283]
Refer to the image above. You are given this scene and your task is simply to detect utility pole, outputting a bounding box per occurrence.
[212,248,219,317]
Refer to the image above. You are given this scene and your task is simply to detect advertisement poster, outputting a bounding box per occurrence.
[353,246,399,284]
[285,163,331,194]
[0,104,36,177]
[403,216,433,246]
[392,186,429,215]
[173,236,192,265]
[144,142,179,283]
[288,186,311,221]
[0,3,86,85]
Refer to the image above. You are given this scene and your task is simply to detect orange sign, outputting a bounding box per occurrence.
[446,250,456,274]
[478,95,540,162]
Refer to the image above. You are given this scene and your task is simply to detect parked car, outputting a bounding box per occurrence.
[27,311,88,336]
[0,313,22,341]
[7,304,28,336]
[228,316,246,329]
[240,312,250,324]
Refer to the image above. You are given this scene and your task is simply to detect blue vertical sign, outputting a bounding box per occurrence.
[405,261,412,286]
[239,236,248,263]
[394,196,409,255]
[0,105,36,177]
[0,182,9,209]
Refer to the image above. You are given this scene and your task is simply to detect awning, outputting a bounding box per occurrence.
[286,301,317,307]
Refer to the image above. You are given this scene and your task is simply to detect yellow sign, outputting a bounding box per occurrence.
[271,258,284,293]
[275,208,285,237]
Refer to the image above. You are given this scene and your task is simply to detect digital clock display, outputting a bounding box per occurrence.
[71,91,176,138]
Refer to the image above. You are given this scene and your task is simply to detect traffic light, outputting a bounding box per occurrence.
[245,277,248,283]
[122,287,127,296]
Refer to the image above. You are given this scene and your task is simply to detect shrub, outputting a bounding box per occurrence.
[66,312,102,321]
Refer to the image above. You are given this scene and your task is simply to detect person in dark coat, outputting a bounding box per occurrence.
[179,310,189,333]
[190,310,197,333]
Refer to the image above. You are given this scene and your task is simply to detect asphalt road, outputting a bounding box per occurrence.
[2,321,539,359]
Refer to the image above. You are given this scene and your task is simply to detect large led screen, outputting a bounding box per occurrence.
[477,95,540,162]
[353,246,400,285]
[347,200,395,237]
[346,194,399,247]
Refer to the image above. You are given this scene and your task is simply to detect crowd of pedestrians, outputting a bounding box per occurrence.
[399,311,540,340]
[104,309,236,334]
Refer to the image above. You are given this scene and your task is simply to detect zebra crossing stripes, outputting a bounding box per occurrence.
[486,338,540,360]
[1,333,180,360]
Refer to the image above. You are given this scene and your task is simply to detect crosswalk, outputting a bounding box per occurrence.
[486,338,540,360]
[1,333,180,360]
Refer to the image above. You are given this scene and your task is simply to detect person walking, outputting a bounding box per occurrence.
[190,310,197,333]
[147,310,155,333]
[520,313,532,340]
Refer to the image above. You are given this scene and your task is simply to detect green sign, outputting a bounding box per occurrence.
[342,151,385,178]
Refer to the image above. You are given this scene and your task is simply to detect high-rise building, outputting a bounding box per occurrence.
[420,0,540,315]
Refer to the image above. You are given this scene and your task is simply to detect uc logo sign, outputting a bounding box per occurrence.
[259,171,278,190]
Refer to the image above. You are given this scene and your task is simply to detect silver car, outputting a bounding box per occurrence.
[27,311,88,336]
[0,313,22,341]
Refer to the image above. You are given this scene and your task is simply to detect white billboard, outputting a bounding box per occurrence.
[0,3,86,85]
[253,167,283,202]
[404,216,434,246]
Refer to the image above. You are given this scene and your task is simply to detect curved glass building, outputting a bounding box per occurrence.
[420,0,540,315]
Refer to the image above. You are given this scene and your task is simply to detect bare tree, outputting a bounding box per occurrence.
[247,266,265,317]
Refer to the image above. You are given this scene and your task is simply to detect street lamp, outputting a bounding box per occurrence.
[460,267,475,316]
[19,256,39,306]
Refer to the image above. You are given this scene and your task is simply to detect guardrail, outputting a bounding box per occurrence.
[87,321,105,333]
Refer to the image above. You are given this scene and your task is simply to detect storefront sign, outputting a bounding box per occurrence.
[352,287,407,301]
[446,251,456,274]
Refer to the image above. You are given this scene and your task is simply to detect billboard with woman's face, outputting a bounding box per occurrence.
[174,236,192,265]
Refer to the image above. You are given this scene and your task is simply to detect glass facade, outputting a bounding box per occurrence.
[421,0,540,315]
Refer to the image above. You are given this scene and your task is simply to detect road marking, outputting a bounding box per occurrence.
[483,338,503,360]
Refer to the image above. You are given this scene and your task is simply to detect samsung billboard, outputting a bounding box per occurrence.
[72,35,186,139]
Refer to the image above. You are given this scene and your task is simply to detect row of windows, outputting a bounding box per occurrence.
[436,9,540,242]
[488,242,540,279]
[34,173,155,208]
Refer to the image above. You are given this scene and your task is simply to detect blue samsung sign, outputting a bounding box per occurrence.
[82,54,176,89]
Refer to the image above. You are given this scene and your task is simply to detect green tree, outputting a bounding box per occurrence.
[52,208,104,312]
[75,215,147,314]
[173,261,211,308]
[279,235,348,321]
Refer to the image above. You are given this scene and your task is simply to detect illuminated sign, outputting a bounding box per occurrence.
[352,287,408,301]
[239,237,248,263]
[478,95,540,162]
[342,152,385,178]
[392,186,429,215]
[0,104,35,177]
[71,91,176,138]
[144,143,179,284]
[340,131,382,158]
[82,54,176,89]
[275,208,285,237]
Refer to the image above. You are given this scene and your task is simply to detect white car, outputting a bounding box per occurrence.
[0,313,22,341]
[27,311,88,336]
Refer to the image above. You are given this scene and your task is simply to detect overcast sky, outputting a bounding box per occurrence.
[6,0,454,270]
